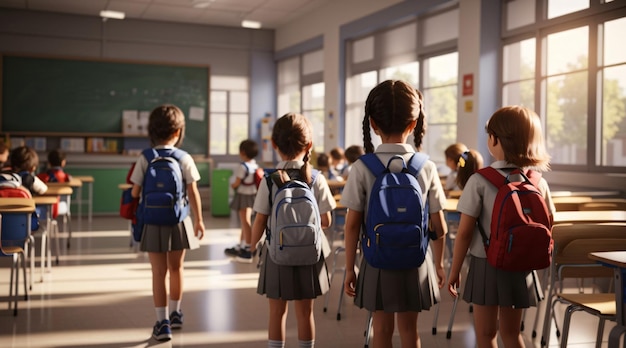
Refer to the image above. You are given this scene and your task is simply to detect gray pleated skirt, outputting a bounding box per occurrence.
[354,247,440,313]
[462,255,542,308]
[140,216,198,252]
[229,193,256,210]
[256,242,331,301]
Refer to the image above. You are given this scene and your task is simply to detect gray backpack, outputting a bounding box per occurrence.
[265,169,322,266]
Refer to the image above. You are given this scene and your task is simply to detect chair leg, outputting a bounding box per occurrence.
[432,303,440,335]
[541,282,558,346]
[9,253,16,310]
[595,318,606,348]
[40,230,47,282]
[65,213,72,249]
[21,252,28,301]
[52,220,60,266]
[364,311,373,348]
[560,305,584,348]
[336,268,346,320]
[324,247,342,312]
[13,253,19,316]
[446,292,460,339]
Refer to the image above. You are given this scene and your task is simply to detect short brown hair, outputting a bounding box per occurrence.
[486,106,550,171]
[10,146,39,172]
[148,104,186,146]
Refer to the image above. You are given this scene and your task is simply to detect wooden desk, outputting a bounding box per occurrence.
[588,251,626,348]
[72,175,94,224]
[552,190,623,198]
[444,198,458,212]
[554,210,626,224]
[48,179,83,227]
[41,185,75,248]
[0,198,37,288]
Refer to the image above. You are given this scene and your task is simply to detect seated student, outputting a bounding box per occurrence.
[340,145,364,180]
[443,143,468,195]
[38,149,72,183]
[8,146,48,196]
[0,140,9,170]
[316,153,341,181]
[329,147,346,175]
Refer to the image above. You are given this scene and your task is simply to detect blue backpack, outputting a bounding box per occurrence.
[137,148,189,226]
[265,169,323,266]
[360,153,430,270]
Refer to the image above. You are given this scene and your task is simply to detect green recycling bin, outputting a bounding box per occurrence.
[211,168,233,217]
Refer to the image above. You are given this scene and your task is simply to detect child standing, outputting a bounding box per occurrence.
[447,106,555,348]
[455,149,484,190]
[341,80,447,348]
[225,139,260,263]
[129,104,205,342]
[37,149,72,183]
[250,113,336,348]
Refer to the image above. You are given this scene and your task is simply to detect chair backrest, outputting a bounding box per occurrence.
[552,223,626,279]
[0,198,35,254]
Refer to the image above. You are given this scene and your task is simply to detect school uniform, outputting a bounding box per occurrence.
[456,160,556,308]
[229,160,258,210]
[129,145,201,253]
[340,143,446,312]
[253,160,336,300]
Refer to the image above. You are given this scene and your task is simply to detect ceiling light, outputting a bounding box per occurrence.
[241,20,261,29]
[192,1,211,8]
[100,10,125,20]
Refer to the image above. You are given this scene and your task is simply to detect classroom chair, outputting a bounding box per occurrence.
[540,222,626,347]
[0,200,36,316]
[578,201,626,211]
[323,205,347,320]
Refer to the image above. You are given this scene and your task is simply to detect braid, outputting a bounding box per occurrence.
[301,150,312,184]
[362,114,374,153]
[413,90,426,151]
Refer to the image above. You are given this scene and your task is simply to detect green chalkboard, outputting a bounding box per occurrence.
[1,55,209,155]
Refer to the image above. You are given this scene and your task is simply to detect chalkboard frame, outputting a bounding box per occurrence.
[0,53,210,156]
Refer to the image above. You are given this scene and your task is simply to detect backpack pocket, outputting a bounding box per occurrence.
[142,192,179,225]
[363,223,427,269]
[269,195,322,266]
[487,223,552,272]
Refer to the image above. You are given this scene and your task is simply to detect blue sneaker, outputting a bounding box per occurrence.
[170,310,183,329]
[152,319,172,341]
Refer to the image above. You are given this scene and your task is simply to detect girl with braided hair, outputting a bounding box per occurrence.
[250,113,336,348]
[340,80,447,348]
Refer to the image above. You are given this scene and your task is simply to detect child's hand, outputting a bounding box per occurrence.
[436,266,446,289]
[195,221,205,240]
[344,269,357,298]
[448,273,460,298]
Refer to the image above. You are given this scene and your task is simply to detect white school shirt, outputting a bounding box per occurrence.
[129,145,201,187]
[252,160,336,216]
[456,160,557,258]
[234,160,258,195]
[340,143,446,218]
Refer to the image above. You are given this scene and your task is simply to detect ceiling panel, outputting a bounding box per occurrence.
[0,0,335,28]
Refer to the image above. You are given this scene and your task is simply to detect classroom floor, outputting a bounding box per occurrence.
[0,211,617,348]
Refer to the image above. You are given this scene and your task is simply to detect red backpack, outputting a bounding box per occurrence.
[241,162,264,189]
[120,163,139,221]
[477,167,553,272]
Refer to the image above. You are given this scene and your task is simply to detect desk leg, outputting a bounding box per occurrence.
[76,186,82,232]
[608,268,626,348]
[87,182,93,224]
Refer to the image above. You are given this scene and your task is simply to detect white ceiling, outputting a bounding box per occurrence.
[0,0,334,29]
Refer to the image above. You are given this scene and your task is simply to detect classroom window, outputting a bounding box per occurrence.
[547,0,589,19]
[302,83,325,153]
[209,76,249,156]
[277,49,325,151]
[502,0,626,172]
[599,17,626,166]
[505,0,535,30]
[345,71,378,149]
[544,26,589,165]
[422,52,459,165]
[503,38,536,108]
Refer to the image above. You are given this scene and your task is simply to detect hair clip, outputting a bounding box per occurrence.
[458,151,470,168]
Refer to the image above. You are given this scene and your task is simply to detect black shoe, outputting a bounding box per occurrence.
[224,245,240,257]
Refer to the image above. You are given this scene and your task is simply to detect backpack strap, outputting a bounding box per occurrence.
[360,153,386,176]
[406,152,429,177]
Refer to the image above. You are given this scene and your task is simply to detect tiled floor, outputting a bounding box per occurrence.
[0,212,616,347]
